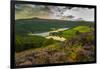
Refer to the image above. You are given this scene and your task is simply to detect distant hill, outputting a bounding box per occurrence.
[15,18,94,35]
[15,4,51,20]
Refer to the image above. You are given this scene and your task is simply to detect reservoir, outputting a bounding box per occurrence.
[28,28,69,37]
[28,28,69,41]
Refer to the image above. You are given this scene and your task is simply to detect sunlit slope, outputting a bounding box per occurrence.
[49,26,94,39]
[15,18,94,35]
[15,26,94,52]
[16,28,95,66]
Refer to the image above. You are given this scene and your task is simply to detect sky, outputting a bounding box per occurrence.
[15,4,95,21]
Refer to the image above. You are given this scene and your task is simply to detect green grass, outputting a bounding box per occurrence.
[15,25,94,53]
[15,35,59,52]
[62,29,76,39]
[15,31,95,66]
[73,26,93,33]
[15,5,95,65]
[15,35,46,52]
[52,26,94,39]
[15,18,94,35]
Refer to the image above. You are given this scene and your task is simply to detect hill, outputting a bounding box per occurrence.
[15,18,94,35]
[15,26,95,66]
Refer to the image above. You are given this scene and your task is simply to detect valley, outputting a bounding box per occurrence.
[15,18,95,66]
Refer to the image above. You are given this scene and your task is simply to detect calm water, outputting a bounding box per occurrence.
[28,28,69,37]
[28,28,69,41]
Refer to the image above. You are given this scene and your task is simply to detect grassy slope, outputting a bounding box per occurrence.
[50,26,94,39]
[15,26,95,66]
[15,18,94,35]
[15,5,95,66]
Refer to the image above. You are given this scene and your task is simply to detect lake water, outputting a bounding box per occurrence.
[28,28,69,41]
[28,28,69,37]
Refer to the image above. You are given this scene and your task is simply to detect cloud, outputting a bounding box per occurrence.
[40,6,94,21]
[15,4,94,21]
[63,7,94,21]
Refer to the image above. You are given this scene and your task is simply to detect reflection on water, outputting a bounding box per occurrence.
[28,32,50,37]
[28,28,69,37]
[28,28,69,41]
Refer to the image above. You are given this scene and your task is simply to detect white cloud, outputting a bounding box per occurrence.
[62,7,94,21]
[46,6,94,21]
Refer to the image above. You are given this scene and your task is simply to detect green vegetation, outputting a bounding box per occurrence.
[15,18,95,66]
[15,35,46,52]
[15,4,95,66]
[15,35,59,52]
[16,31,95,66]
[50,26,94,39]
[15,18,94,35]
[73,26,94,33]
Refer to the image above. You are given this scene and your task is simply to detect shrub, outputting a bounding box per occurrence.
[15,35,46,52]
[43,38,57,46]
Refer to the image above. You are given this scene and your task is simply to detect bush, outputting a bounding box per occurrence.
[15,35,46,52]
[43,38,57,46]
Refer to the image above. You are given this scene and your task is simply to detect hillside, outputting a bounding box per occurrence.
[15,4,95,67]
[15,18,94,35]
[15,26,95,66]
